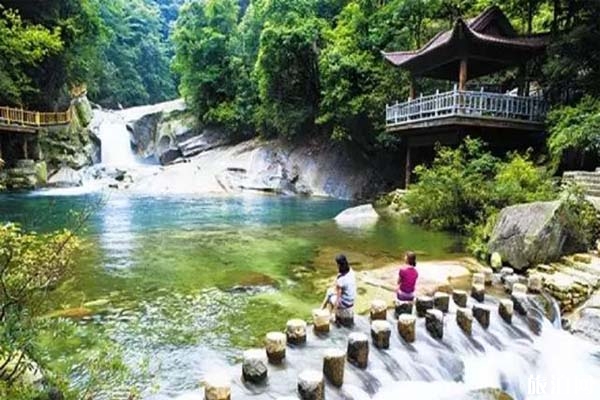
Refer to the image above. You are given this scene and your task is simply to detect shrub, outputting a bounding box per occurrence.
[403,138,557,234]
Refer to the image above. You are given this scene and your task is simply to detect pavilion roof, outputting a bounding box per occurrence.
[382,6,549,80]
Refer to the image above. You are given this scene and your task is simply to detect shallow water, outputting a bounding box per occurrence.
[0,191,461,397]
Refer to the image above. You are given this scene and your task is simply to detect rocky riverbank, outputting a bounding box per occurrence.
[35,99,396,200]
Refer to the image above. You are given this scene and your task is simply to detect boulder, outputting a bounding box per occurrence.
[488,201,568,270]
[490,252,503,269]
[334,204,379,228]
[158,147,182,165]
[47,167,82,188]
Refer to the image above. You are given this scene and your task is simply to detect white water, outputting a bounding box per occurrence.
[173,295,600,400]
[94,110,138,167]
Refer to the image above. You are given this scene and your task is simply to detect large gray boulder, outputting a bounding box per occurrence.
[488,201,567,270]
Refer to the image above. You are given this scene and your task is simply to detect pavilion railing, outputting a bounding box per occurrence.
[386,87,547,127]
[0,106,72,128]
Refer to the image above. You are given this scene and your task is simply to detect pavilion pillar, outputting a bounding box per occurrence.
[22,137,28,160]
[404,144,411,189]
[409,74,417,100]
[458,58,468,91]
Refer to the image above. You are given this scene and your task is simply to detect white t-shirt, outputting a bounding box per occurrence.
[336,269,356,308]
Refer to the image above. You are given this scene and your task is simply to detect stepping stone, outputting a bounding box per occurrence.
[416,296,434,317]
[371,320,391,349]
[322,348,345,387]
[425,309,444,339]
[456,307,473,335]
[397,314,416,343]
[347,332,369,368]
[433,292,450,313]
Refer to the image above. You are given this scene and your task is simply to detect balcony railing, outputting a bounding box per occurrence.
[386,87,547,128]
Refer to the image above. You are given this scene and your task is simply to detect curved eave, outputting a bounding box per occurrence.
[383,19,548,78]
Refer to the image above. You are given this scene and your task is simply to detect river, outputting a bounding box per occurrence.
[0,191,460,398]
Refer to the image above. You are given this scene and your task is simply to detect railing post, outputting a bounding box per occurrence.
[35,112,40,126]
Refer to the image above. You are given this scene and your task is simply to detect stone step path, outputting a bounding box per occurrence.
[201,279,543,400]
[563,170,600,197]
[528,254,600,313]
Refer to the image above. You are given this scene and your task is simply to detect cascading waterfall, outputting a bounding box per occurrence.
[95,110,138,167]
[160,295,600,400]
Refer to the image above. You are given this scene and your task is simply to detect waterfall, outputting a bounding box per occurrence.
[94,110,138,167]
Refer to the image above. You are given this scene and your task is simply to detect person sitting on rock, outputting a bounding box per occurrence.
[321,254,356,311]
[397,251,419,301]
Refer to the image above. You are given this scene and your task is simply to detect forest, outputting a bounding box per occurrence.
[1,0,599,162]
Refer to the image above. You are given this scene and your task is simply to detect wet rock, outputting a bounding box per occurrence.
[452,290,468,307]
[347,332,369,368]
[298,370,324,400]
[265,332,286,364]
[482,267,494,285]
[472,273,485,286]
[370,299,388,320]
[473,304,491,329]
[457,307,473,335]
[312,308,330,334]
[471,284,485,303]
[323,348,345,387]
[572,301,600,344]
[335,307,354,327]
[416,296,434,317]
[242,349,268,384]
[527,274,543,293]
[466,388,514,400]
[203,373,231,400]
[499,299,514,324]
[159,147,182,165]
[425,309,444,339]
[433,292,450,313]
[512,293,529,316]
[370,320,391,349]
[394,299,413,317]
[286,319,307,345]
[397,314,416,342]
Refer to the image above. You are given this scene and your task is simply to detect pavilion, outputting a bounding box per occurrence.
[383,6,549,187]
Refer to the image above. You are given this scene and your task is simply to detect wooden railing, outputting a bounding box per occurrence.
[386,87,547,127]
[0,106,72,127]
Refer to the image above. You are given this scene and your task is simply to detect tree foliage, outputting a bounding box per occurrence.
[0,223,80,387]
[0,0,178,109]
[547,96,600,166]
[0,6,63,106]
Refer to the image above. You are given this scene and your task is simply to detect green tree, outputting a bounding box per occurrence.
[0,6,63,106]
[254,13,324,138]
[547,96,600,167]
[173,0,242,130]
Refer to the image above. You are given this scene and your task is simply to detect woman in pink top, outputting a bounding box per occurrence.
[397,251,418,301]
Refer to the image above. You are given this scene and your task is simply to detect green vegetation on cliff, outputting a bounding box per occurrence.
[0,0,181,109]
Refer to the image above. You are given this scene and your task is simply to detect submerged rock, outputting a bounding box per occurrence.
[465,388,514,400]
